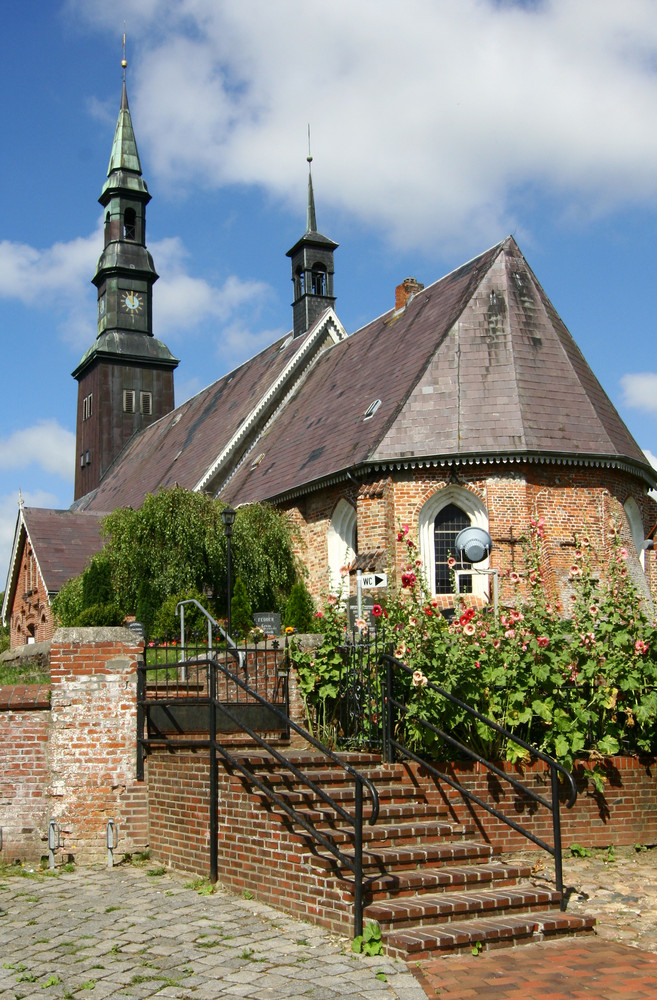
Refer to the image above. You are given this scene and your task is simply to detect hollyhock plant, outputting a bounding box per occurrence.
[291,515,657,784]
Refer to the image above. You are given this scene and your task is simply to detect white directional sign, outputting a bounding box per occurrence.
[360,572,388,589]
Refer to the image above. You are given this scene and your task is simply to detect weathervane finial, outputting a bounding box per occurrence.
[121,26,127,77]
[307,123,313,165]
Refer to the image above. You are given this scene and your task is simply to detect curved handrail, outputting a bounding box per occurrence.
[380,652,576,903]
[175,598,245,671]
[139,643,379,935]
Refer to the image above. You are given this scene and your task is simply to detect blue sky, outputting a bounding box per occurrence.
[3,0,657,580]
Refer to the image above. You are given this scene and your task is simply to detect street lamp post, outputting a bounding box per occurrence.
[221,505,236,639]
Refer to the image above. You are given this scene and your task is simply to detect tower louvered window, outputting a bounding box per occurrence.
[123,389,136,413]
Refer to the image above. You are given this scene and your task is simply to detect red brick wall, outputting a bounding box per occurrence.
[286,465,657,613]
[146,749,353,935]
[408,755,657,853]
[0,687,51,861]
[8,538,54,647]
[0,628,149,865]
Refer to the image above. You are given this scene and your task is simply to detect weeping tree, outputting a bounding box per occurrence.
[52,487,300,635]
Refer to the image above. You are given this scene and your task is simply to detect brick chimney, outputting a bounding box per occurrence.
[395,277,424,311]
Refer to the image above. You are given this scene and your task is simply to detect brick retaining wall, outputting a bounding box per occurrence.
[409,755,657,852]
[0,628,149,865]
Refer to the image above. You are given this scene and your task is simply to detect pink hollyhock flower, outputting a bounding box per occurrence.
[401,572,417,588]
[464,623,476,636]
[569,566,582,578]
[500,614,509,627]
[537,636,549,648]
[372,604,383,618]
[415,558,423,567]
[355,617,367,630]
[409,616,417,627]
[492,639,501,649]
[424,606,433,617]
[504,629,516,639]
[412,669,424,687]
[510,572,520,583]
[635,639,649,655]
[475,661,481,669]
[327,594,338,604]
[314,610,324,619]
[447,556,456,568]
[509,609,524,623]
[589,605,599,617]
[619,547,629,560]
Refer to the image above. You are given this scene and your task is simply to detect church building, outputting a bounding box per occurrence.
[3,66,657,648]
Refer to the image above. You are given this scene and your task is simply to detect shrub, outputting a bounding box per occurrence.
[283,580,316,633]
[230,577,253,640]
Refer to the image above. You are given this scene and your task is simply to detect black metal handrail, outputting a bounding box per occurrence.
[380,653,577,906]
[138,650,379,936]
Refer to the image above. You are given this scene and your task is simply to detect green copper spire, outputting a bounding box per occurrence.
[106,77,142,176]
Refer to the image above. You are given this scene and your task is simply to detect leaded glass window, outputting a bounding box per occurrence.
[434,503,472,594]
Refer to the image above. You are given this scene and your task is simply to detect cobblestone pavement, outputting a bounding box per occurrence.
[2,847,656,1000]
[515,843,657,954]
[0,863,425,1000]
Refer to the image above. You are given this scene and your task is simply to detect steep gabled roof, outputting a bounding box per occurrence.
[73,308,348,513]
[2,508,107,624]
[72,236,654,517]
[224,237,653,504]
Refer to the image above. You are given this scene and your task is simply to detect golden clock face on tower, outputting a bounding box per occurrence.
[120,290,144,315]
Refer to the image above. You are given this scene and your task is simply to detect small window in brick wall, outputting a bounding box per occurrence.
[140,391,153,415]
[123,389,136,413]
[82,393,93,420]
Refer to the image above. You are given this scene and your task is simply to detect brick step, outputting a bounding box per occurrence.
[292,799,446,825]
[252,781,418,808]
[250,766,408,790]
[313,839,494,873]
[312,819,471,847]
[334,862,533,900]
[239,752,384,771]
[385,910,596,959]
[365,884,562,930]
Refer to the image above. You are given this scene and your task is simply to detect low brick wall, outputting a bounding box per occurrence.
[410,755,657,852]
[0,685,51,861]
[0,628,149,865]
[146,749,351,935]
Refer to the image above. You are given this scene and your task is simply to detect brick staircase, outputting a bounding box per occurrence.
[232,749,595,959]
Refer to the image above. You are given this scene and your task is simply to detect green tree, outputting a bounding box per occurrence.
[283,580,316,632]
[230,577,253,639]
[54,487,299,636]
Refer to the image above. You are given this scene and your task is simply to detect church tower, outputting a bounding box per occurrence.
[286,154,338,338]
[72,56,178,501]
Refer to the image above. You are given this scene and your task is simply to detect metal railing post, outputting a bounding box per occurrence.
[384,651,394,764]
[353,779,363,938]
[551,765,565,907]
[136,661,145,781]
[209,658,218,884]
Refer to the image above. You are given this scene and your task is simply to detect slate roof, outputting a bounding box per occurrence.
[2,508,107,625]
[71,236,654,518]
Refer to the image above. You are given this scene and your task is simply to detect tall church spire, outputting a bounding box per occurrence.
[286,144,338,339]
[72,52,178,502]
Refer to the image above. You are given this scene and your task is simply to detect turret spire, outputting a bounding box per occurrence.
[306,125,317,234]
[107,43,142,177]
[286,136,338,338]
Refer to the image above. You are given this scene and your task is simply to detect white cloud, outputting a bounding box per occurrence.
[0,421,76,481]
[620,373,657,416]
[643,448,657,469]
[150,237,272,336]
[0,226,269,351]
[71,0,657,250]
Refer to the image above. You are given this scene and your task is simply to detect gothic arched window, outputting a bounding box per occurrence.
[434,503,473,594]
[418,486,489,600]
[327,499,357,592]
